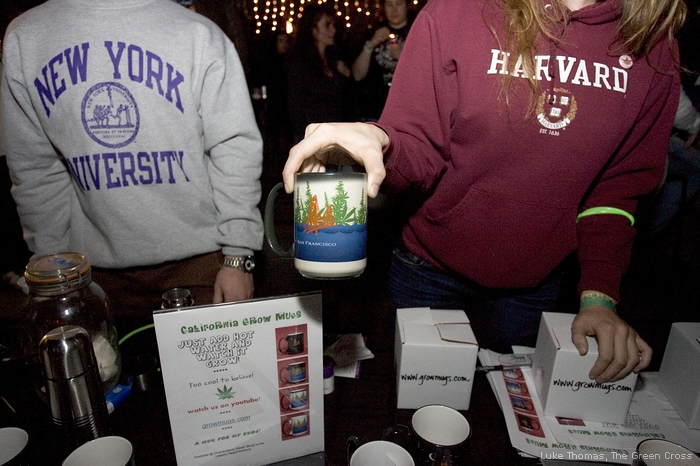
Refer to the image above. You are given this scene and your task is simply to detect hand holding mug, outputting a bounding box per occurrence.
[283,123,389,199]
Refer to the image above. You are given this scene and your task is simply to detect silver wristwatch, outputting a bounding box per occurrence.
[223,255,255,273]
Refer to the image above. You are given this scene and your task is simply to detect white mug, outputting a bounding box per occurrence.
[632,439,700,466]
[349,440,414,466]
[411,405,471,466]
[62,436,134,466]
[0,427,29,466]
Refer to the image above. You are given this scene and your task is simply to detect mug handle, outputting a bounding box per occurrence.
[264,182,294,258]
[282,418,292,436]
[280,393,290,410]
[346,435,367,465]
[382,424,411,445]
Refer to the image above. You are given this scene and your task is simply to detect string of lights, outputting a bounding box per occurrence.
[251,0,421,34]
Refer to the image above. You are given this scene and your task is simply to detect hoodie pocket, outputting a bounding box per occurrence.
[416,187,578,288]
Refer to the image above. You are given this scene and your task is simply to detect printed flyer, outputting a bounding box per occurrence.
[153,292,324,466]
[478,349,700,464]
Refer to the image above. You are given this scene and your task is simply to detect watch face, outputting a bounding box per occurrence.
[244,258,255,272]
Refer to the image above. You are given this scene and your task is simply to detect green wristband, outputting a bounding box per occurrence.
[579,296,617,313]
[363,42,373,53]
[576,206,634,226]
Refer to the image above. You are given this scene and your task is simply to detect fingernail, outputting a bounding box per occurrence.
[576,345,586,355]
[369,183,379,198]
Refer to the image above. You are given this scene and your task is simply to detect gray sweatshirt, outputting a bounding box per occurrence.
[1,0,263,268]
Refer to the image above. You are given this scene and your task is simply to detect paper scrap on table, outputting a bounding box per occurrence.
[324,334,374,378]
[478,348,700,465]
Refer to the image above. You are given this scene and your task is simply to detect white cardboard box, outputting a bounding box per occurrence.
[394,308,478,410]
[531,312,637,424]
[658,322,700,429]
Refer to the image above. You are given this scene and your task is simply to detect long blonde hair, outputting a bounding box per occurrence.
[498,0,687,109]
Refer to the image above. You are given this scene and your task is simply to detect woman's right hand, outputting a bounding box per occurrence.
[282,122,389,198]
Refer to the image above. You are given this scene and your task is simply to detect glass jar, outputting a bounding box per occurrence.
[23,252,121,396]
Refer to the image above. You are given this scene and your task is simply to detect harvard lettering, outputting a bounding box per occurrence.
[487,49,628,93]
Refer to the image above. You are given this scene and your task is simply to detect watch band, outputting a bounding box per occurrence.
[223,255,255,273]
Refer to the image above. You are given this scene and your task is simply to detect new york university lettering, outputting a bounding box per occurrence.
[104,41,184,113]
[487,49,628,93]
[66,150,191,191]
[33,41,185,118]
[34,43,89,117]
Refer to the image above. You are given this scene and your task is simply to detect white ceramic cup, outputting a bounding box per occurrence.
[632,439,700,466]
[411,405,471,465]
[412,404,471,447]
[0,427,29,466]
[62,436,135,466]
[349,440,415,466]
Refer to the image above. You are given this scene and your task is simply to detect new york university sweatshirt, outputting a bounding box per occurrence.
[378,0,680,300]
[1,0,263,268]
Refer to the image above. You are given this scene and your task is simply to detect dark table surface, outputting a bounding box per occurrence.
[0,313,536,466]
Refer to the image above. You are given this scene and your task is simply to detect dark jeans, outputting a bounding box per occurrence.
[388,247,563,352]
[91,251,223,320]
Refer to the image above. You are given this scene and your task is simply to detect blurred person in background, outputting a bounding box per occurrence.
[352,0,414,121]
[259,31,294,174]
[286,3,353,144]
[186,0,255,84]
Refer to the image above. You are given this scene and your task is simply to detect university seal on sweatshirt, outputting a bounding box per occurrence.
[536,87,577,133]
[81,82,140,148]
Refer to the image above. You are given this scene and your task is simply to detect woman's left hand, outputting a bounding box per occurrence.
[571,306,652,383]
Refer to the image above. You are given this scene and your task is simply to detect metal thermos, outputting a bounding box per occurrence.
[39,325,110,448]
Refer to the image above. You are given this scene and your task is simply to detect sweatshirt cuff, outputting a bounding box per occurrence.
[222,247,255,257]
[577,260,623,303]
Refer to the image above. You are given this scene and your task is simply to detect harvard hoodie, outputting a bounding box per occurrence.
[378,0,679,300]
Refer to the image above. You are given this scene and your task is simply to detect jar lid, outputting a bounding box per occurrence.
[25,252,92,295]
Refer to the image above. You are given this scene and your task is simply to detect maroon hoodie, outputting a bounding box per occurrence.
[378,0,679,300]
